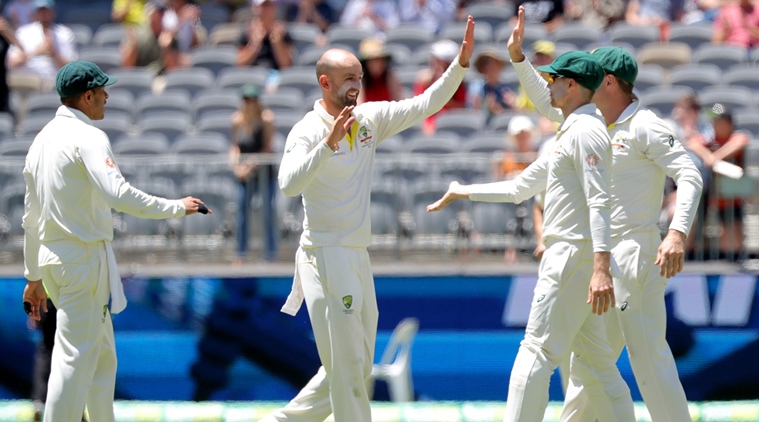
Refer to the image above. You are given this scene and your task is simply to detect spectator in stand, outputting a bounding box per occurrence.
[111,0,148,27]
[414,39,467,134]
[494,115,540,263]
[511,0,565,32]
[120,2,188,75]
[230,85,278,263]
[4,0,34,28]
[514,40,554,111]
[625,0,686,26]
[712,0,759,48]
[289,0,337,33]
[0,15,23,114]
[357,37,402,103]
[565,0,626,29]
[467,45,516,125]
[399,0,456,35]
[687,103,749,260]
[162,0,202,53]
[8,0,77,91]
[236,0,293,89]
[339,0,399,38]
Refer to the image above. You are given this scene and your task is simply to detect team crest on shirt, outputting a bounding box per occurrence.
[585,153,600,169]
[105,157,116,168]
[342,295,353,314]
[358,125,373,149]
[611,131,632,151]
[102,305,108,322]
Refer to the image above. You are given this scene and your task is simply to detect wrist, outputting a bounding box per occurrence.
[668,229,687,241]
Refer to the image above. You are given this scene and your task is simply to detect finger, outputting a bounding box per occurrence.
[517,6,525,33]
[463,15,475,46]
[41,299,48,314]
[344,116,355,131]
[659,259,667,277]
[676,255,684,275]
[609,290,615,309]
[587,288,593,305]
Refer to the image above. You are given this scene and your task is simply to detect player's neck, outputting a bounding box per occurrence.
[319,98,343,119]
[599,98,632,127]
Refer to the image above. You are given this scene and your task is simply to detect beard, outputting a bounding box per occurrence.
[334,83,359,108]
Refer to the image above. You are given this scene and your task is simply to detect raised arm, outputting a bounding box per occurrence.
[508,6,564,123]
[369,16,475,141]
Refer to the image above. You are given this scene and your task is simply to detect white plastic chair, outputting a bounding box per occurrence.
[371,317,419,402]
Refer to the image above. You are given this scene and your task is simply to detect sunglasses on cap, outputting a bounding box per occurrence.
[546,73,568,85]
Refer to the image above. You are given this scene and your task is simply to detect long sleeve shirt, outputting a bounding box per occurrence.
[512,59,703,239]
[279,56,468,248]
[22,106,185,281]
[468,103,613,252]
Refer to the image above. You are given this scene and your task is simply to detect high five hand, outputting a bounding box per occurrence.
[327,106,355,151]
[458,16,476,67]
[427,181,470,212]
[507,6,526,62]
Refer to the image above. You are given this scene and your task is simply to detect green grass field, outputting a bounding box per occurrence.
[1,400,758,422]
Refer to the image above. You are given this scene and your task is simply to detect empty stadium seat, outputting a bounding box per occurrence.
[465,3,515,32]
[163,68,216,98]
[385,25,434,54]
[24,92,61,120]
[92,23,126,48]
[196,112,234,141]
[288,22,321,54]
[698,86,753,110]
[733,109,759,138]
[136,91,192,121]
[553,23,602,51]
[78,46,122,74]
[462,132,507,155]
[172,133,229,155]
[668,64,721,91]
[93,115,133,141]
[260,88,305,114]
[190,46,237,77]
[208,22,244,47]
[440,21,493,45]
[17,115,51,135]
[639,86,694,117]
[693,44,747,69]
[434,110,486,138]
[107,68,155,99]
[370,181,403,235]
[192,90,240,121]
[273,110,306,140]
[723,65,759,91]
[278,66,320,96]
[216,67,268,91]
[634,64,665,92]
[609,23,659,49]
[637,42,691,69]
[409,179,460,236]
[0,139,33,157]
[405,134,460,155]
[326,26,371,52]
[113,134,171,156]
[668,23,713,51]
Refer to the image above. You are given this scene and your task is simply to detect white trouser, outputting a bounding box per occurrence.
[39,240,117,422]
[504,239,635,422]
[561,231,691,422]
[262,246,379,422]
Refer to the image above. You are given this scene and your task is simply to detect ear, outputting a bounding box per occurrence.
[318,74,329,90]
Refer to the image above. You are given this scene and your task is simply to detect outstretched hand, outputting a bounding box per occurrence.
[183,196,212,215]
[458,16,475,67]
[507,6,526,63]
[427,181,470,212]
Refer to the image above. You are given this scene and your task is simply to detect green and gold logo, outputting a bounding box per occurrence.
[102,305,108,322]
[343,295,353,310]
[359,126,368,138]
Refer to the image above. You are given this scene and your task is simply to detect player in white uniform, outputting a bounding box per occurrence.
[507,7,703,421]
[21,61,209,422]
[261,17,474,422]
[428,51,635,422]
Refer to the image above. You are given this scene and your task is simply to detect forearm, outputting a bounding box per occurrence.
[278,140,332,196]
[593,251,612,274]
[23,231,41,281]
[712,138,748,163]
[589,206,611,252]
[270,42,292,68]
[236,43,261,66]
[670,167,703,235]
[112,183,186,218]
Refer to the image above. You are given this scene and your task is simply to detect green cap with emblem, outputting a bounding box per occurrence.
[537,51,605,91]
[591,46,638,85]
[55,61,118,99]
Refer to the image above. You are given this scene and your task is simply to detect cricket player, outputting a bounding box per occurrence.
[428,51,635,422]
[507,6,703,421]
[21,61,209,422]
[262,16,476,422]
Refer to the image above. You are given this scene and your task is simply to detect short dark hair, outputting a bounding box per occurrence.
[617,78,634,96]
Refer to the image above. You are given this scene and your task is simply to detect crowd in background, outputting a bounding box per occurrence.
[0,0,755,263]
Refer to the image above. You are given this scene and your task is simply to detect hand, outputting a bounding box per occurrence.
[507,6,526,62]
[458,15,475,67]
[326,106,355,151]
[587,270,615,315]
[655,229,686,278]
[533,241,546,261]
[22,280,48,322]
[182,196,212,215]
[427,181,470,212]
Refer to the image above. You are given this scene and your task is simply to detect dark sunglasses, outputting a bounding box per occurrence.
[546,73,568,84]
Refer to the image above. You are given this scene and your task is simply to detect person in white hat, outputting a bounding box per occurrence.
[414,39,467,134]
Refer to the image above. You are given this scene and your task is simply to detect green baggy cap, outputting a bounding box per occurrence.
[591,46,638,85]
[55,61,118,99]
[537,51,605,91]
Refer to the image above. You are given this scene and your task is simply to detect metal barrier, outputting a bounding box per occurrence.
[1,152,757,264]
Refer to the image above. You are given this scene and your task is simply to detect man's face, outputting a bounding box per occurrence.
[547,74,571,108]
[89,87,109,121]
[713,118,733,138]
[258,1,277,21]
[327,61,363,109]
[35,7,54,26]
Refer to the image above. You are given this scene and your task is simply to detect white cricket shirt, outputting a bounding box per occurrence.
[468,103,613,252]
[278,57,468,248]
[23,106,185,281]
[512,60,703,239]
